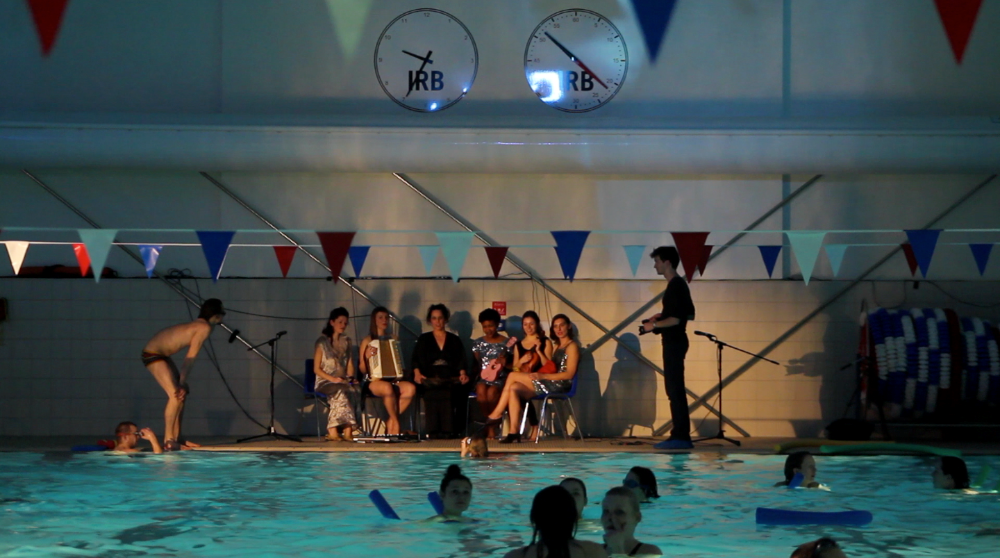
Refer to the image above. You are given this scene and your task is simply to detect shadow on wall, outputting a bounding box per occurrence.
[602,333,658,437]
[574,349,603,437]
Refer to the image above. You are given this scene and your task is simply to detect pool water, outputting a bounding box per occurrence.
[1,451,998,557]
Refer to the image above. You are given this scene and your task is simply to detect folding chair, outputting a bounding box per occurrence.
[519,374,584,443]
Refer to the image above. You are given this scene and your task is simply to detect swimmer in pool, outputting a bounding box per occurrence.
[429,464,477,523]
[790,537,847,558]
[461,436,489,458]
[775,451,822,488]
[623,466,659,503]
[112,421,163,454]
[601,486,661,556]
[559,478,601,531]
[933,456,970,490]
[502,485,606,558]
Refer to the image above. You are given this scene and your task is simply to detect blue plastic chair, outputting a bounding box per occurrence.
[519,374,583,443]
[303,359,329,438]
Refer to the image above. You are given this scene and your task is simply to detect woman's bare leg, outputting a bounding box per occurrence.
[369,380,400,435]
[507,384,536,434]
[488,372,536,420]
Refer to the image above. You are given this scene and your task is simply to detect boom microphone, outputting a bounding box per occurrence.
[694,330,716,339]
[276,330,288,338]
[228,329,240,343]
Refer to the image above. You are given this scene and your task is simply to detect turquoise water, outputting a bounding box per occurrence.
[1,451,998,557]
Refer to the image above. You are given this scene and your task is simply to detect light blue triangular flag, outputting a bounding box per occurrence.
[435,232,475,282]
[78,229,117,283]
[623,245,646,276]
[824,244,849,277]
[139,245,162,278]
[418,246,439,275]
[785,232,826,285]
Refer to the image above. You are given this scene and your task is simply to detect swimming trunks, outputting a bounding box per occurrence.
[141,351,169,366]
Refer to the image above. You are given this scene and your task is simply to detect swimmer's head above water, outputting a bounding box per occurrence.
[439,465,473,516]
[933,456,969,490]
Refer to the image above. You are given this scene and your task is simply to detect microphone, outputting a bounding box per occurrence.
[228,329,240,344]
[694,330,716,340]
[276,330,288,338]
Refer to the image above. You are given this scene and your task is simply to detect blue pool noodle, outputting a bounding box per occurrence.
[428,491,445,515]
[71,445,111,452]
[369,490,401,520]
[787,472,804,489]
[756,507,872,526]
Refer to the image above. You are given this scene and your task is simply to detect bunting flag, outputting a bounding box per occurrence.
[758,245,782,278]
[630,0,677,63]
[901,243,919,276]
[825,244,849,277]
[4,242,30,275]
[77,229,117,283]
[317,231,355,278]
[326,0,373,60]
[196,231,236,283]
[273,246,296,278]
[670,232,709,282]
[969,243,993,276]
[139,245,162,278]
[551,230,590,281]
[348,245,371,276]
[72,243,90,277]
[933,0,983,64]
[785,232,826,285]
[436,232,475,282]
[697,245,712,277]
[904,229,941,278]
[484,247,509,279]
[418,245,439,274]
[622,245,647,277]
[27,0,71,56]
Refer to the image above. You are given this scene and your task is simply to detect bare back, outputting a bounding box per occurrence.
[503,540,607,558]
[144,320,212,358]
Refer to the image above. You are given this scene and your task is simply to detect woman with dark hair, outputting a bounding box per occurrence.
[503,485,606,558]
[623,467,659,503]
[313,307,358,442]
[486,314,579,443]
[473,307,512,438]
[933,456,970,489]
[358,306,417,436]
[428,464,476,523]
[412,304,469,438]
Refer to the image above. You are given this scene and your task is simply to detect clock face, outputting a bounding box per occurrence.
[524,10,628,113]
[374,9,479,112]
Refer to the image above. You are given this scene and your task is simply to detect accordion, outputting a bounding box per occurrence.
[368,338,404,381]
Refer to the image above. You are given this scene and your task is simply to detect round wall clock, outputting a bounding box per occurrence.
[524,9,628,113]
[374,9,479,112]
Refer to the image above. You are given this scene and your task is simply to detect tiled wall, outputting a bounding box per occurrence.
[1,277,997,439]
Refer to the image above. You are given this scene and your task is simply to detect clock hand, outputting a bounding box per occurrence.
[402,50,434,64]
[543,32,608,90]
[404,50,434,99]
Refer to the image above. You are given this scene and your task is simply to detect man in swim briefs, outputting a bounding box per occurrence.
[142,298,225,451]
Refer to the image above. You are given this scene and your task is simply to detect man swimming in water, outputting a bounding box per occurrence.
[112,421,163,454]
[142,298,225,451]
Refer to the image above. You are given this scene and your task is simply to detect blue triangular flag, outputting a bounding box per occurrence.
[630,0,678,63]
[825,244,849,277]
[785,232,826,285]
[904,230,942,278]
[418,246,438,274]
[196,231,235,283]
[435,232,474,283]
[77,229,117,283]
[348,245,370,276]
[758,245,782,278]
[969,243,993,276]
[139,245,162,278]
[552,231,590,281]
[623,245,646,276]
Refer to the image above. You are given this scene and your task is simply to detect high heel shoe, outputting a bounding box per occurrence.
[499,433,521,444]
[484,416,503,427]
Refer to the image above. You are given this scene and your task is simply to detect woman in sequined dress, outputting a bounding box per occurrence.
[472,308,511,438]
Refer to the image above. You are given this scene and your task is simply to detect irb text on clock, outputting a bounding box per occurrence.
[409,71,444,92]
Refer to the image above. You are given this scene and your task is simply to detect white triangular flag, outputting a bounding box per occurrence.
[4,242,30,275]
[785,232,826,285]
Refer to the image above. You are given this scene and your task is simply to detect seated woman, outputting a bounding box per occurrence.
[429,464,476,522]
[412,304,470,438]
[503,485,606,558]
[775,451,821,488]
[486,314,579,443]
[358,306,417,436]
[510,311,552,442]
[313,307,359,442]
[933,456,970,490]
[472,308,512,438]
[623,467,659,503]
[601,487,662,556]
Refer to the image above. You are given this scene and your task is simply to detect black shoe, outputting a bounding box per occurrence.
[499,433,521,444]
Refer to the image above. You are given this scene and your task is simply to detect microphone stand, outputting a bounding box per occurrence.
[238,331,302,444]
[692,332,779,447]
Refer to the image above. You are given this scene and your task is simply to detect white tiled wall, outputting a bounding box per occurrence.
[1,277,996,439]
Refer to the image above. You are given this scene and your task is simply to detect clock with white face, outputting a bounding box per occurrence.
[374,9,479,112]
[524,10,628,113]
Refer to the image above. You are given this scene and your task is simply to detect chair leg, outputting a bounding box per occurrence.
[519,401,530,436]
[536,398,550,444]
[314,398,322,439]
[565,398,584,441]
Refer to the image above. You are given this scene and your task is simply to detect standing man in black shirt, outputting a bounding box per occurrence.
[642,246,696,450]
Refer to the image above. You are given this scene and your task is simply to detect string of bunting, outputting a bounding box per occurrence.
[0,228,996,283]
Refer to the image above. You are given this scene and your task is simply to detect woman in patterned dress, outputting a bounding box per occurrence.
[313,307,359,441]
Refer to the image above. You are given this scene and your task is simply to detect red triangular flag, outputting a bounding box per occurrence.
[273,246,296,278]
[670,232,710,283]
[316,232,355,278]
[72,243,90,277]
[697,245,713,277]
[901,243,919,276]
[27,0,71,56]
[934,0,983,64]
[484,247,508,279]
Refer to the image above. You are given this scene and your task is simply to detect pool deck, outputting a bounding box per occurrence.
[3,436,999,455]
